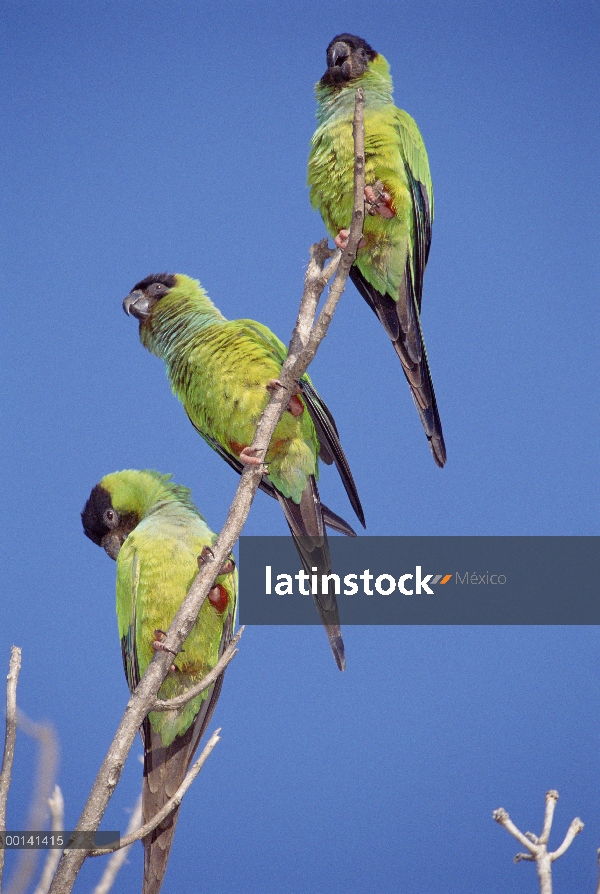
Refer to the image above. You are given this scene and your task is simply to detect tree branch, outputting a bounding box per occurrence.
[32,787,64,894]
[0,646,22,892]
[91,793,142,894]
[48,87,365,894]
[150,628,243,712]
[89,730,220,856]
[493,808,538,855]
[8,713,60,894]
[539,789,558,844]
[493,790,584,894]
[548,817,584,861]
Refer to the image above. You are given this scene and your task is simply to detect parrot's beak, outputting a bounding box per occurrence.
[123,289,151,321]
[101,530,127,561]
[328,41,354,81]
[330,41,350,69]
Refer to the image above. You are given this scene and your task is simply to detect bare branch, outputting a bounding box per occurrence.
[32,787,64,894]
[151,628,244,712]
[549,817,584,861]
[48,89,365,894]
[539,789,559,844]
[493,808,538,854]
[8,713,60,894]
[493,791,583,894]
[0,646,22,891]
[89,730,220,856]
[91,793,142,894]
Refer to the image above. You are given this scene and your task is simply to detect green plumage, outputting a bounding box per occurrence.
[138,277,318,502]
[123,273,365,670]
[308,34,446,467]
[82,469,237,894]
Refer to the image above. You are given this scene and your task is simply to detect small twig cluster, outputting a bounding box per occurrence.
[493,790,584,894]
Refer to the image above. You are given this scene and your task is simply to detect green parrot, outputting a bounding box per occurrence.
[122,273,365,670]
[81,469,237,894]
[308,33,446,468]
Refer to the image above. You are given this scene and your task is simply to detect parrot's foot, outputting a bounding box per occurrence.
[197,545,214,566]
[152,630,178,673]
[218,557,236,575]
[267,378,301,395]
[239,446,266,467]
[334,228,367,251]
[365,181,395,218]
[197,547,236,577]
[266,379,304,417]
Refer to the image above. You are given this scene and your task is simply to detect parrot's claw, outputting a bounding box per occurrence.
[334,228,367,251]
[239,446,266,467]
[365,181,395,218]
[334,229,350,250]
[218,557,236,576]
[197,545,215,568]
[198,547,236,577]
[267,378,302,395]
[152,630,180,672]
[266,379,304,416]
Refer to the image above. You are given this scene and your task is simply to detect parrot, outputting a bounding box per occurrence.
[308,33,447,468]
[81,469,237,894]
[122,273,365,671]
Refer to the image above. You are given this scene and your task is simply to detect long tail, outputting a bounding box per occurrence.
[194,425,361,534]
[141,672,227,894]
[349,265,446,468]
[142,727,192,894]
[276,476,345,671]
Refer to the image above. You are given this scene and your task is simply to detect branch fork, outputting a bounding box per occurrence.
[494,790,584,894]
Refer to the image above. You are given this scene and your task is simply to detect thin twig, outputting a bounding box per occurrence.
[48,88,365,894]
[548,817,584,861]
[493,808,538,854]
[91,793,143,894]
[539,790,558,844]
[151,628,243,712]
[0,647,22,892]
[32,787,64,894]
[89,730,220,856]
[7,713,60,894]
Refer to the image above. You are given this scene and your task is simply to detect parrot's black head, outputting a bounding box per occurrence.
[321,34,377,86]
[81,484,139,560]
[122,273,177,322]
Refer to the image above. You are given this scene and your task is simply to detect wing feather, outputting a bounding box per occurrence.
[185,412,360,534]
[299,379,365,527]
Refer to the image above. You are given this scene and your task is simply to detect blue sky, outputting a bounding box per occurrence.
[1,1,599,891]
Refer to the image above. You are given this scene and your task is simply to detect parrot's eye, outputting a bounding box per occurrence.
[148,283,166,299]
[103,508,119,528]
